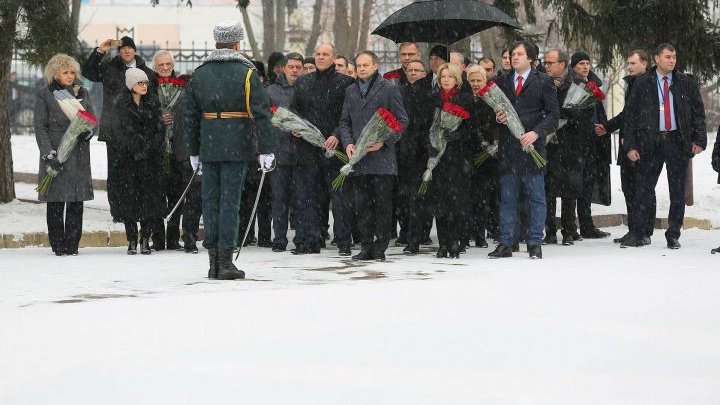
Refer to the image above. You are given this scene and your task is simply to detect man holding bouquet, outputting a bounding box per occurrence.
[338,51,408,261]
[489,41,559,259]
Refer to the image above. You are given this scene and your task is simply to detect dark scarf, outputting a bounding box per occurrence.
[356,71,379,99]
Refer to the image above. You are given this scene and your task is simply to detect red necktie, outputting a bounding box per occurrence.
[515,75,523,96]
[663,77,671,130]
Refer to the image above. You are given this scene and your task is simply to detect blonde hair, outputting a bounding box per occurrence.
[466,65,487,83]
[437,63,462,89]
[44,53,81,85]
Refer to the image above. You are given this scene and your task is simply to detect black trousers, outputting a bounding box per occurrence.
[354,174,394,252]
[124,220,153,242]
[162,157,187,245]
[577,151,597,234]
[621,163,655,237]
[47,202,84,253]
[546,197,577,236]
[632,134,688,241]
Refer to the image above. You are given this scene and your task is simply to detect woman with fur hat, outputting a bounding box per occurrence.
[108,67,167,255]
[34,53,95,256]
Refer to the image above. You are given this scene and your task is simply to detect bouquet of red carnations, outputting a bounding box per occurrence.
[332,107,403,190]
[562,80,604,110]
[476,81,546,168]
[270,106,349,164]
[36,110,98,195]
[418,102,471,194]
[158,76,186,173]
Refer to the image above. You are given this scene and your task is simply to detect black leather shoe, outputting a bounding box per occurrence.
[258,239,273,248]
[582,228,610,239]
[528,244,543,259]
[421,237,433,246]
[352,247,373,260]
[449,242,462,259]
[140,238,151,255]
[543,234,558,245]
[338,245,351,256]
[55,251,66,256]
[613,232,630,244]
[641,236,651,246]
[667,238,681,249]
[569,231,583,241]
[711,246,720,254]
[403,244,419,255]
[488,244,513,258]
[290,244,305,255]
[562,235,574,246]
[166,240,183,251]
[373,251,386,262]
[436,245,448,258]
[272,244,286,252]
[394,237,407,247]
[621,236,644,248]
[127,240,138,255]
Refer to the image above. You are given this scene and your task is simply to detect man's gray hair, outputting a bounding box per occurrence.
[315,42,336,56]
[152,50,175,70]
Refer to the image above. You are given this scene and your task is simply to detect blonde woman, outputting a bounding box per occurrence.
[34,54,94,256]
[420,63,475,258]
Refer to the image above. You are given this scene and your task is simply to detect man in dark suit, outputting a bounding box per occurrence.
[622,43,706,249]
[488,40,560,259]
[596,50,654,245]
[338,51,408,261]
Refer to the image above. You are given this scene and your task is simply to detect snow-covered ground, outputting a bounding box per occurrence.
[1,229,720,404]
[11,133,720,228]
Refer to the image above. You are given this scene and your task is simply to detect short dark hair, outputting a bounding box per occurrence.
[501,47,510,57]
[215,42,237,50]
[303,57,315,65]
[510,40,538,62]
[627,49,649,63]
[464,56,472,67]
[478,57,495,68]
[355,50,378,65]
[407,59,427,70]
[285,52,304,65]
[335,55,349,65]
[655,43,676,56]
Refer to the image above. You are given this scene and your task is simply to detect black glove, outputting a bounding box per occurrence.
[42,151,63,174]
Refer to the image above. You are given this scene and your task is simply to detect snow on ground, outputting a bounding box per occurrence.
[1,227,720,404]
[11,133,720,227]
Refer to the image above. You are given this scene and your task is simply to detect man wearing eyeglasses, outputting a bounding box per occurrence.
[383,42,422,86]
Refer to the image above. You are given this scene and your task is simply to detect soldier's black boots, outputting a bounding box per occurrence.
[217,249,245,280]
[208,248,219,279]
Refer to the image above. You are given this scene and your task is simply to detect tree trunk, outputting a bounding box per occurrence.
[348,0,360,56]
[262,0,275,60]
[305,0,324,56]
[275,0,286,53]
[0,2,19,204]
[333,0,350,55]
[70,0,81,38]
[356,0,373,53]
[239,5,261,59]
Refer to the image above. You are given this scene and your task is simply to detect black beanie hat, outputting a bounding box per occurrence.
[119,36,136,51]
[429,45,449,62]
[570,51,590,67]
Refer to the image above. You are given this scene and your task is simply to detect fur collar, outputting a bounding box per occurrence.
[204,49,255,69]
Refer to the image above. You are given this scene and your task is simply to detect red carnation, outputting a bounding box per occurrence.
[442,102,470,120]
[78,110,98,126]
[587,81,598,89]
[478,81,496,97]
[270,105,278,114]
[377,107,403,132]
[383,71,402,80]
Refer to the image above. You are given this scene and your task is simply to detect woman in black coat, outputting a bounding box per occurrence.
[108,67,167,255]
[466,65,501,248]
[34,54,95,256]
[421,63,476,258]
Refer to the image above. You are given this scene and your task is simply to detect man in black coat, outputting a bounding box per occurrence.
[596,50,654,245]
[489,41,560,259]
[338,51,408,261]
[288,43,355,255]
[622,44,707,249]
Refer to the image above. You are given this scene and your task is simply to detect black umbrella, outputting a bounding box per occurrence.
[372,0,521,45]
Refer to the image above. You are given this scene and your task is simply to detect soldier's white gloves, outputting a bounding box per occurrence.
[190,155,202,175]
[259,154,275,171]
